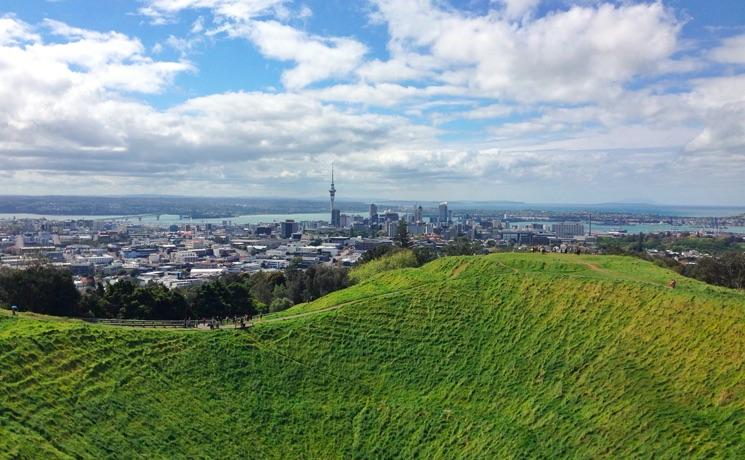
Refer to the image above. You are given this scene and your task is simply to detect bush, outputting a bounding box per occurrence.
[413,246,439,266]
[444,238,483,256]
[269,297,293,313]
[359,244,396,264]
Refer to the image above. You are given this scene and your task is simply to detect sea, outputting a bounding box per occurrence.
[1,204,744,234]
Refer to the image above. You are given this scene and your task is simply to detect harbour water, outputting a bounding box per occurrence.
[0,212,333,225]
[1,206,744,234]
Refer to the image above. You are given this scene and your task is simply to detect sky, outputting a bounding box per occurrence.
[1,0,744,204]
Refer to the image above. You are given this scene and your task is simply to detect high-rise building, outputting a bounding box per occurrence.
[280,220,299,239]
[331,209,341,228]
[369,203,378,223]
[415,205,423,223]
[438,202,448,224]
[383,211,399,222]
[329,163,337,226]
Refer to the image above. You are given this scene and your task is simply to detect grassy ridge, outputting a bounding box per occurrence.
[1,254,744,458]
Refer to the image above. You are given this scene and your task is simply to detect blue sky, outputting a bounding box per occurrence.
[1,0,745,204]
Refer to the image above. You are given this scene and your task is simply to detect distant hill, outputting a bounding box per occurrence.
[0,195,368,217]
[1,254,744,458]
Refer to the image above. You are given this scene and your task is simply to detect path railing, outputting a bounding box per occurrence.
[82,318,201,328]
[82,316,262,329]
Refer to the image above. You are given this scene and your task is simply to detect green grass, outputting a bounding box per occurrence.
[348,248,418,283]
[1,253,744,458]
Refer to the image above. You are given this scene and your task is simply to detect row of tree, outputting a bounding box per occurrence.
[681,253,745,290]
[597,232,744,255]
[596,232,745,290]
[0,264,349,319]
[361,231,485,270]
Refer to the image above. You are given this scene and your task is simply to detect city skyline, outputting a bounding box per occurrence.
[1,1,745,204]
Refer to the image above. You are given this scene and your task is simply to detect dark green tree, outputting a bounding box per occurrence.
[413,246,438,266]
[359,245,396,263]
[444,237,481,256]
[395,219,411,248]
[0,265,81,316]
[634,232,645,252]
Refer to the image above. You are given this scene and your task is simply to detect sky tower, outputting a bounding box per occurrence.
[329,163,340,227]
[329,163,336,211]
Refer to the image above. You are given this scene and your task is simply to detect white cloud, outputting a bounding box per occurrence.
[0,18,191,98]
[228,20,367,89]
[370,0,681,103]
[191,16,205,34]
[684,76,745,160]
[0,14,40,45]
[499,0,541,20]
[0,17,438,192]
[164,34,204,57]
[298,4,312,19]
[141,1,366,89]
[356,52,438,83]
[2,2,745,203]
[139,0,285,23]
[709,34,745,65]
[305,82,465,107]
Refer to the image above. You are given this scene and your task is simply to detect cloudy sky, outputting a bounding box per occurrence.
[1,1,744,204]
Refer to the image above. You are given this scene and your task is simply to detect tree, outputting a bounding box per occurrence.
[285,269,308,304]
[249,272,275,306]
[269,297,293,313]
[633,232,644,252]
[360,244,395,263]
[272,283,288,301]
[444,237,481,256]
[686,253,745,290]
[0,265,81,316]
[413,246,438,266]
[395,219,411,248]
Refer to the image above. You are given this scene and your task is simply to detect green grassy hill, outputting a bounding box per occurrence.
[1,254,744,458]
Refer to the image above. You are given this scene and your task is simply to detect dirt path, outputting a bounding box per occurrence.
[584,262,605,272]
[256,304,346,323]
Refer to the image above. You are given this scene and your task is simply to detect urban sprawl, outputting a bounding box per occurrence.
[2,169,743,292]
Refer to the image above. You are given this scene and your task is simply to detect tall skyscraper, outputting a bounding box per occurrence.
[369,203,378,223]
[331,209,341,227]
[329,163,337,226]
[280,220,299,239]
[439,202,448,224]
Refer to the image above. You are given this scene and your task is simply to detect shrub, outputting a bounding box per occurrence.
[269,297,293,313]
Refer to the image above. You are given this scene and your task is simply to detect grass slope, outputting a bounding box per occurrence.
[1,254,744,458]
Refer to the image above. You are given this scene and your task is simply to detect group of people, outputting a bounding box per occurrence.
[186,315,255,330]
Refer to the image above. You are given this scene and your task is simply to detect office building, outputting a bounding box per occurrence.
[369,203,378,223]
[280,220,299,239]
[552,222,585,239]
[439,202,448,224]
[331,209,341,228]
